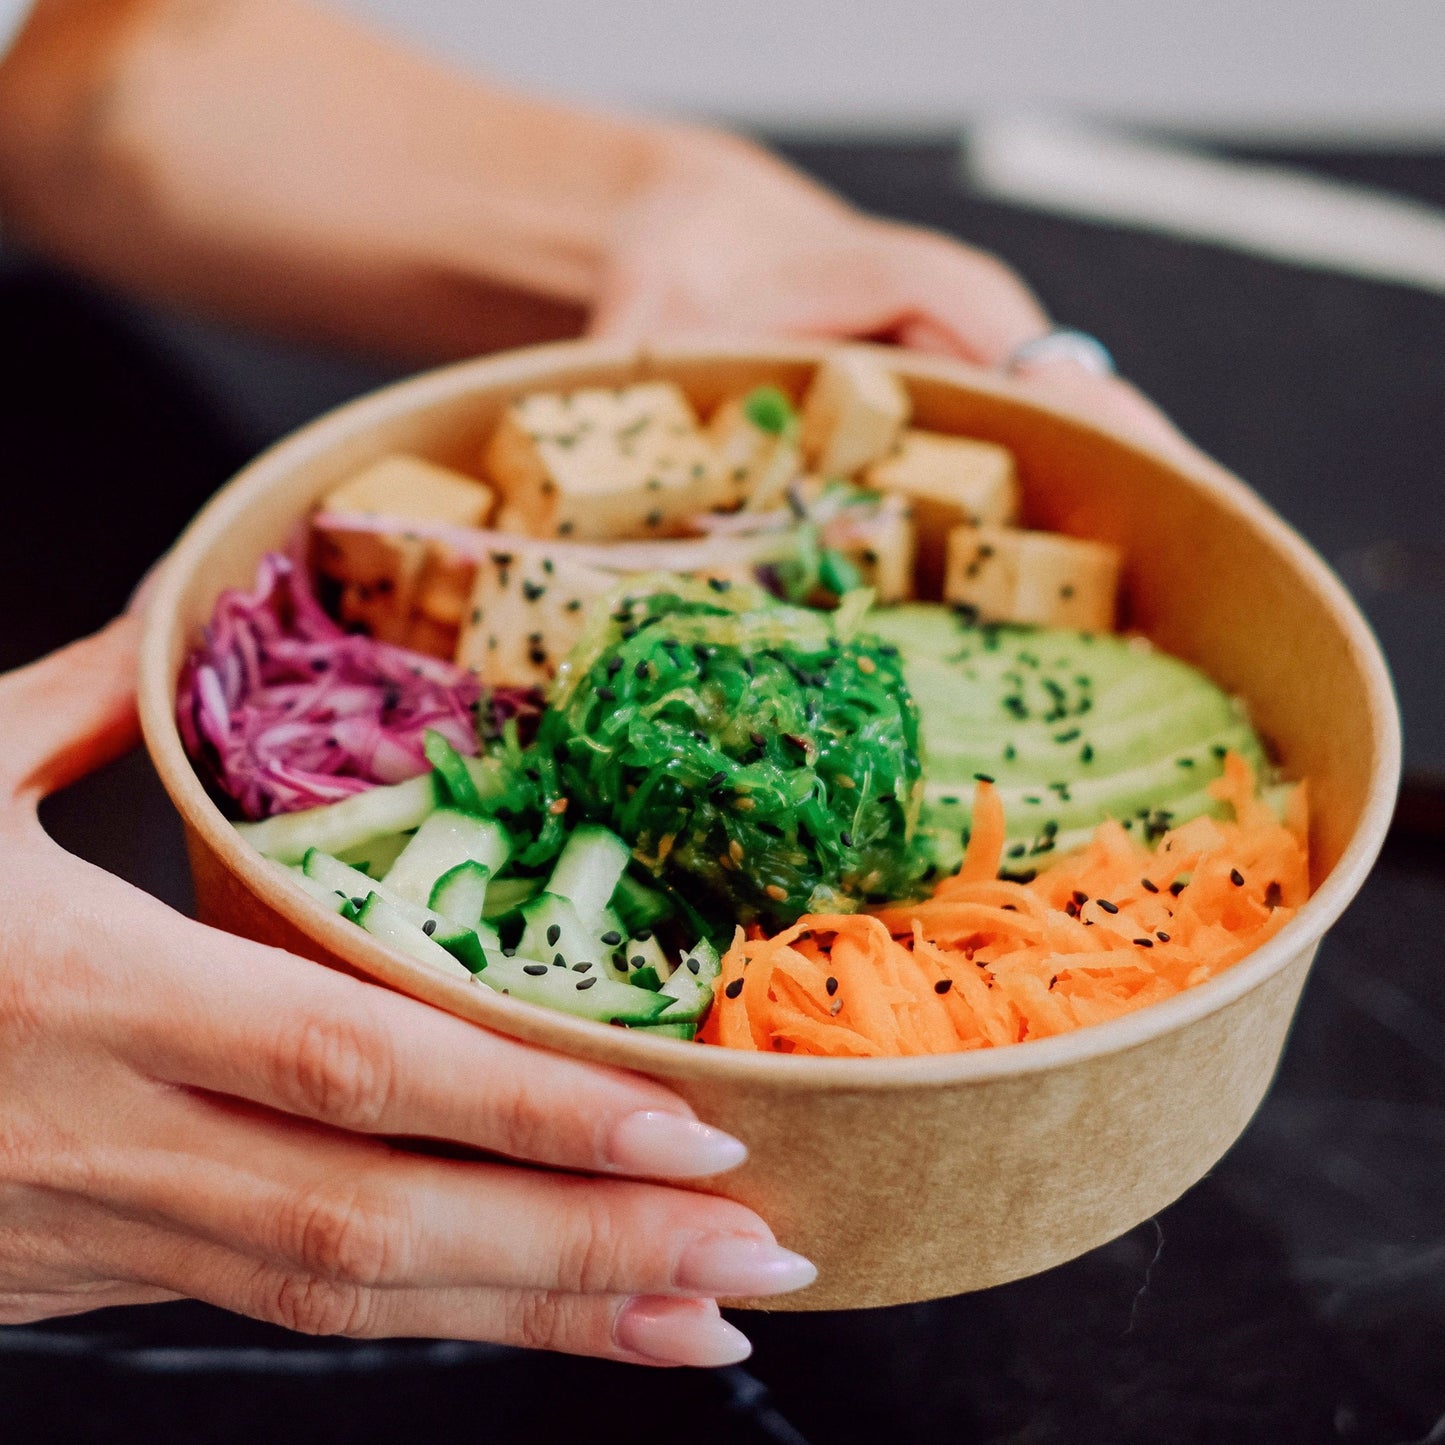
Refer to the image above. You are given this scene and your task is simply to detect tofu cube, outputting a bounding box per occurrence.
[412,544,475,628]
[864,430,1019,597]
[314,455,493,643]
[799,352,911,477]
[822,497,917,604]
[944,526,1120,632]
[484,384,730,541]
[708,394,801,511]
[456,549,616,689]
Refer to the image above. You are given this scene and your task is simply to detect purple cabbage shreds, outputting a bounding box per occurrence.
[177,553,487,820]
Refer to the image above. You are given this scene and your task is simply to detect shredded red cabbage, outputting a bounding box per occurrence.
[177,553,534,819]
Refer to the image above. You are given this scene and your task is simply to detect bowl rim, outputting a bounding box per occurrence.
[138,338,1402,1092]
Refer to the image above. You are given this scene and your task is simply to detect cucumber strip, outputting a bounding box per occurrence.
[384,808,511,907]
[631,1020,699,1041]
[303,850,496,969]
[474,952,674,1024]
[355,893,472,981]
[429,861,492,930]
[518,893,608,973]
[278,861,354,915]
[546,825,632,924]
[611,872,674,934]
[336,830,412,879]
[658,940,721,1023]
[423,730,485,812]
[236,773,437,865]
[482,873,544,921]
[620,933,672,983]
[630,966,663,992]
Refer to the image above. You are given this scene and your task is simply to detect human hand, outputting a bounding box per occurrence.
[591,129,1203,467]
[0,618,814,1362]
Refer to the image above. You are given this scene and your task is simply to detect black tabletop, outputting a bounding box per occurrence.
[3,136,1443,1445]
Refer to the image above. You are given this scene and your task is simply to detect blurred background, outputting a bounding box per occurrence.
[4,3,1444,1443]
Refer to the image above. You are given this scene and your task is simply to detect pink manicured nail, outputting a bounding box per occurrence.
[674,1234,817,1298]
[614,1296,752,1367]
[607,1110,748,1178]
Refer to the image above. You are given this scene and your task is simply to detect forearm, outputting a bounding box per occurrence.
[0,0,717,356]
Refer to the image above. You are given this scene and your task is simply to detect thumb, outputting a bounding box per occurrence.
[0,615,142,805]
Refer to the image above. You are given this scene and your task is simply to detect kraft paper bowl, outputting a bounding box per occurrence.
[138,341,1400,1310]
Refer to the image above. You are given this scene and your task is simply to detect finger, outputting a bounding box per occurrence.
[0,615,141,803]
[1010,364,1207,469]
[141,1221,751,1364]
[101,895,745,1180]
[889,229,1050,364]
[96,1085,811,1300]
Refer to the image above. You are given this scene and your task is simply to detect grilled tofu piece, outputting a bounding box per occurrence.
[708,394,801,511]
[456,549,615,689]
[314,455,493,644]
[799,352,910,478]
[865,430,1019,597]
[484,383,731,540]
[944,526,1120,632]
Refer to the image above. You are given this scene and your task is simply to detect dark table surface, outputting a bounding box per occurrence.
[2,137,1443,1445]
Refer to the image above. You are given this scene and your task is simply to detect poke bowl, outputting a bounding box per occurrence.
[137,340,1399,1310]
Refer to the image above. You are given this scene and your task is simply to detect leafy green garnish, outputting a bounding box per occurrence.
[742,386,797,438]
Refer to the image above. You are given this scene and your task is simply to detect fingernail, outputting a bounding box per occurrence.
[675,1234,818,1297]
[615,1296,752,1367]
[607,1110,748,1178]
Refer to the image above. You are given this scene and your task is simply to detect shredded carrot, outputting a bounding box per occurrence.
[702,752,1309,1056]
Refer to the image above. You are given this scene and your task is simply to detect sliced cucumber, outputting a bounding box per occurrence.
[474,951,674,1024]
[429,860,492,930]
[279,861,355,915]
[620,932,672,982]
[657,940,722,1023]
[546,825,632,924]
[611,872,674,934]
[482,873,544,921]
[631,1020,699,1041]
[237,773,437,865]
[518,893,607,973]
[336,830,412,879]
[303,849,496,970]
[354,893,472,981]
[384,809,511,907]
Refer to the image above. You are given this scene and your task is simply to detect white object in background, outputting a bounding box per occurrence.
[964,115,1445,296]
[0,0,33,62]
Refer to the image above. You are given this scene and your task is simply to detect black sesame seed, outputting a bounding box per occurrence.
[351,896,367,910]
[1170,880,1188,896]
[546,923,561,946]
[724,978,745,999]
[523,963,548,976]
[1141,878,1159,893]
[1096,899,1120,914]
[825,976,839,996]
[607,656,624,676]
[601,930,622,946]
[1230,868,1245,887]
[630,955,646,969]
[576,977,597,990]
[839,830,853,847]
[1073,891,1089,906]
[750,730,767,748]
[635,660,650,679]
[1176,756,1195,768]
[974,772,994,784]
[522,580,546,602]
[422,918,437,936]
[687,957,701,975]
[1133,938,1154,947]
[707,770,727,789]
[934,978,953,994]
[708,577,732,593]
[597,686,616,702]
[1080,744,1095,764]
[1157,931,1171,942]
[572,961,592,972]
[634,929,653,942]
[1054,728,1081,744]
[552,953,566,968]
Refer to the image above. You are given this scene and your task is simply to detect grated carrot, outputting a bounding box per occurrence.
[702,752,1309,1056]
